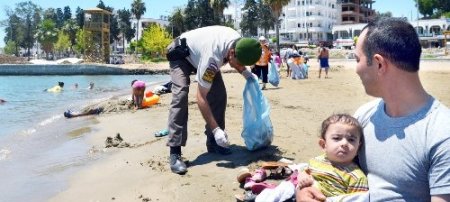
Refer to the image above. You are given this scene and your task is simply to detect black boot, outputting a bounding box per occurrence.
[169,153,187,174]
[206,135,232,155]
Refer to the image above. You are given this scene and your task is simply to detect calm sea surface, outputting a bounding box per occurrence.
[0,74,170,201]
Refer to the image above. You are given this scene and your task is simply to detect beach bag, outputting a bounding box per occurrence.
[241,76,274,151]
[268,61,280,87]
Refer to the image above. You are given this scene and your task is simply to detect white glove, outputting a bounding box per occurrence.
[212,127,230,148]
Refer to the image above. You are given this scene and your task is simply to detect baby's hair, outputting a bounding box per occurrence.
[320,114,363,140]
[131,79,138,86]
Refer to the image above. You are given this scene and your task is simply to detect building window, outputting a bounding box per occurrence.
[332,4,335,8]
[302,0,305,5]
[298,23,301,27]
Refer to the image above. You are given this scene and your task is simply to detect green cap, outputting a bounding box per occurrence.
[235,38,262,66]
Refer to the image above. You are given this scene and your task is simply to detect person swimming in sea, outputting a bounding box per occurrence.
[46,82,64,92]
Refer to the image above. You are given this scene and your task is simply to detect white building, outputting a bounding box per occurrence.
[332,18,450,48]
[223,0,244,32]
[271,0,340,46]
[112,17,169,53]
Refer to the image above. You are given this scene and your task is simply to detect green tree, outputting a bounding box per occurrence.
[264,0,290,52]
[22,14,34,59]
[417,0,434,18]
[62,19,79,53]
[131,0,147,41]
[417,0,450,18]
[210,0,230,24]
[13,1,42,58]
[56,8,64,28]
[110,14,120,51]
[75,7,84,28]
[258,0,274,36]
[4,11,23,56]
[55,30,70,57]
[141,23,172,59]
[118,8,135,53]
[3,40,17,55]
[97,0,106,10]
[168,8,185,37]
[44,8,57,21]
[240,0,259,37]
[185,0,199,30]
[74,29,86,54]
[35,19,58,59]
[63,6,72,22]
[198,0,215,27]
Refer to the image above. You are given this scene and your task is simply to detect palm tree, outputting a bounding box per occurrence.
[210,0,230,24]
[264,0,290,52]
[131,0,146,41]
[35,19,59,59]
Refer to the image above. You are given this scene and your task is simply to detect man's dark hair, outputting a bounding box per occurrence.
[362,18,421,72]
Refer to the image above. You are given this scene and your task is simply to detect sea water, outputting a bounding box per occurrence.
[0,74,169,201]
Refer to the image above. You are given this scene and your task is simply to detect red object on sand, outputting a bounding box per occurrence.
[145,91,154,98]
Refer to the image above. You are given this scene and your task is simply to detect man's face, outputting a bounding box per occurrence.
[227,49,245,72]
[355,30,380,97]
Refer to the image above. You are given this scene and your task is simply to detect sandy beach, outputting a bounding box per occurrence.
[49,59,450,201]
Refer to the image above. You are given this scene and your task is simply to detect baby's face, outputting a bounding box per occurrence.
[320,123,361,165]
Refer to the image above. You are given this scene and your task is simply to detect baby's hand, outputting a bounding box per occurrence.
[297,169,314,189]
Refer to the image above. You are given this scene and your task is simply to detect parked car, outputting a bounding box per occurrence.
[110,54,124,64]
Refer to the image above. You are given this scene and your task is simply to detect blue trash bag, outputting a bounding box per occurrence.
[241,76,274,151]
[268,61,280,87]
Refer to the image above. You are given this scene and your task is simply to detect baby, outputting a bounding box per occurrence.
[298,113,368,198]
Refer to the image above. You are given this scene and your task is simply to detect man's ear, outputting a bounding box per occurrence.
[319,139,326,149]
[373,54,387,74]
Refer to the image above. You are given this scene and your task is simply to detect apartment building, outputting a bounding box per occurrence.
[273,0,340,46]
[341,0,375,24]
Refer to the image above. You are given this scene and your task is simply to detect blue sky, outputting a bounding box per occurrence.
[0,0,417,48]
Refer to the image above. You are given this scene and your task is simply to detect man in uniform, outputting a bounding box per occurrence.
[166,26,261,174]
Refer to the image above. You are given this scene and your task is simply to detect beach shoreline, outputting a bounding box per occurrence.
[48,60,450,201]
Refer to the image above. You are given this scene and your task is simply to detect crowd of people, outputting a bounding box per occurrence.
[162,17,450,201]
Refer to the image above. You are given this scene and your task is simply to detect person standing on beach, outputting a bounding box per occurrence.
[317,43,330,79]
[251,36,271,90]
[297,18,450,201]
[165,25,261,174]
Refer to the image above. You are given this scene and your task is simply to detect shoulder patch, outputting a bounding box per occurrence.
[202,67,216,83]
[202,60,219,83]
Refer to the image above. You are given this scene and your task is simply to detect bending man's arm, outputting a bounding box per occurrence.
[197,85,218,130]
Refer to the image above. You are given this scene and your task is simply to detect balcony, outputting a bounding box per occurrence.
[84,22,110,31]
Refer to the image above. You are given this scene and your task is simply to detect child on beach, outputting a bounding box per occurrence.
[131,80,146,110]
[297,113,368,199]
